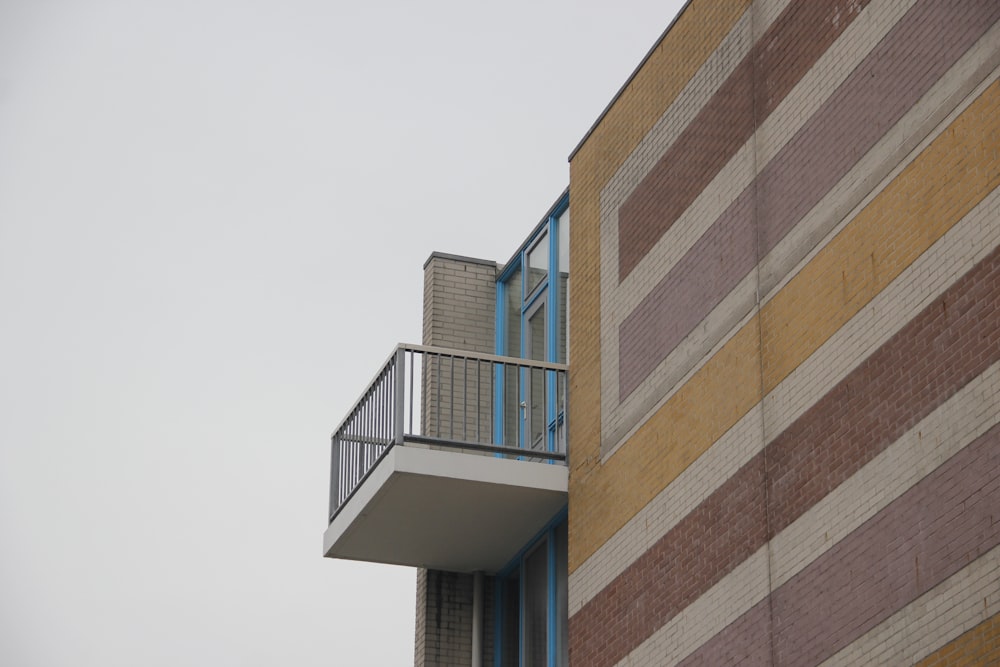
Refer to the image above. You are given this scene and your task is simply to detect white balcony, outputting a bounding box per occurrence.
[323,344,568,573]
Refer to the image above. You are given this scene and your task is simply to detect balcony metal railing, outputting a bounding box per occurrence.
[329,343,568,522]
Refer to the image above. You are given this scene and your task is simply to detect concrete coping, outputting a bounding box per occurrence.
[423,251,499,271]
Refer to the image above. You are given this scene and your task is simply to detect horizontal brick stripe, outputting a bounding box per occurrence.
[569,404,763,616]
[616,0,870,283]
[679,422,1000,667]
[568,0,750,559]
[600,0,933,452]
[569,238,1000,667]
[613,359,1000,666]
[764,249,1000,535]
[576,187,1000,614]
[769,358,1000,592]
[913,611,1000,667]
[616,547,773,667]
[571,76,1000,572]
[823,543,1000,666]
[617,0,1000,400]
[618,185,756,399]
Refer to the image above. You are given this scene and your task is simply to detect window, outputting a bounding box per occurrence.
[495,515,569,667]
[495,194,570,452]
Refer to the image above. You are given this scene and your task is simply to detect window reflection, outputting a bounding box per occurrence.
[526,232,549,296]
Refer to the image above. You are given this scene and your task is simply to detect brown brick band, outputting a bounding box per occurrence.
[570,243,1000,667]
[617,0,1000,400]
[679,421,1000,667]
[616,0,871,283]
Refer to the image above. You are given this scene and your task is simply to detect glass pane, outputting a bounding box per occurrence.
[529,367,545,452]
[556,522,569,666]
[526,232,549,296]
[557,209,569,274]
[527,301,546,362]
[502,267,521,449]
[557,209,569,364]
[523,540,548,667]
[527,303,546,451]
[501,572,520,667]
[504,364,519,449]
[504,266,522,358]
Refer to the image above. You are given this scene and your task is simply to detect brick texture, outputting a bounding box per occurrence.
[567,0,749,593]
[422,253,497,353]
[915,611,1000,667]
[616,0,870,283]
[415,254,497,667]
[571,73,1000,574]
[569,2,1000,666]
[415,570,473,667]
[570,237,1000,666]
[617,0,1000,400]
[679,423,1000,666]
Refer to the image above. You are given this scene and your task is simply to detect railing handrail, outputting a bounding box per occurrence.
[397,343,569,372]
[402,434,567,461]
[330,343,568,439]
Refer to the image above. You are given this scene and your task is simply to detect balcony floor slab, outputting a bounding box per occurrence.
[323,443,568,573]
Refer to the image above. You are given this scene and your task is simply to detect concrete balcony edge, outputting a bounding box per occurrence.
[323,444,568,573]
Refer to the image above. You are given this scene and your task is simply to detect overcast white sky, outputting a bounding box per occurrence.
[0,1,684,664]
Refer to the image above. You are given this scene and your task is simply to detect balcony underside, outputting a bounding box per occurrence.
[323,442,568,573]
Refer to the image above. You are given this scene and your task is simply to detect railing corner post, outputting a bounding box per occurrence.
[329,433,340,521]
[395,345,406,446]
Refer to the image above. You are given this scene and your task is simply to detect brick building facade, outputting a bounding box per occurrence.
[326,1,1000,665]
[567,0,1000,664]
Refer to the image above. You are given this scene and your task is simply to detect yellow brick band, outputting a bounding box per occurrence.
[914,612,1000,667]
[569,79,1000,573]
[761,78,1000,393]
[568,0,751,571]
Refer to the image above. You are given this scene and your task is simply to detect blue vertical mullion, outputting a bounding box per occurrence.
[546,214,560,453]
[519,253,527,453]
[547,527,557,667]
[519,557,526,667]
[494,279,506,453]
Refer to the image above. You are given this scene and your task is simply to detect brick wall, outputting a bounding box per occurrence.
[567,0,1000,665]
[422,252,497,352]
[414,252,498,667]
[421,253,497,445]
[414,570,496,667]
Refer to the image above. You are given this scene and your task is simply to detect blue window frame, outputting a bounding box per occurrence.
[494,193,570,452]
[494,510,569,667]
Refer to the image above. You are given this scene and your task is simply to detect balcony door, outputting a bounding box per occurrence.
[495,194,569,453]
[496,516,569,666]
[523,295,547,453]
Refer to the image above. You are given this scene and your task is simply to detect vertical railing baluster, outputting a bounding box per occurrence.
[435,352,441,439]
[476,359,481,443]
[343,416,349,505]
[395,346,405,446]
[382,365,388,449]
[376,369,382,455]
[327,435,340,520]
[360,387,372,469]
[364,390,371,470]
[345,414,353,504]
[386,358,392,449]
[490,359,495,445]
[356,408,362,491]
[408,349,415,437]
